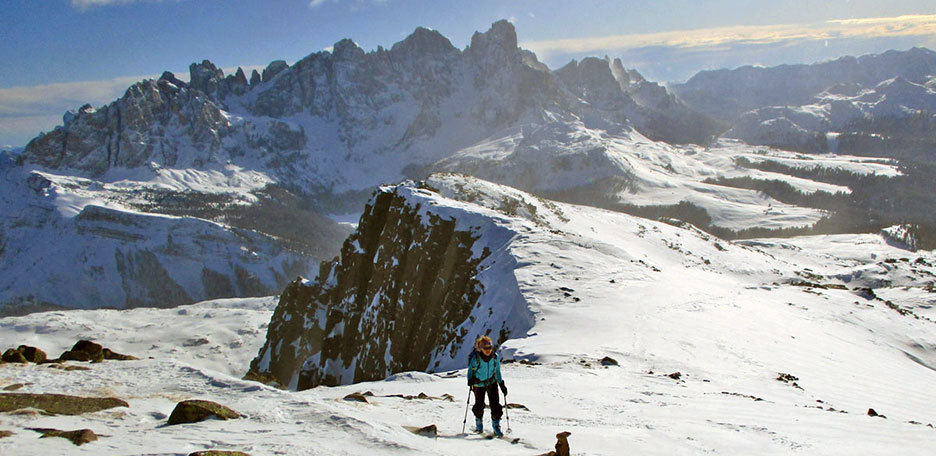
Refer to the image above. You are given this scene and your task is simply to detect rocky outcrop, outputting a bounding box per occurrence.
[167,400,241,425]
[248,182,527,390]
[2,346,45,363]
[0,393,128,415]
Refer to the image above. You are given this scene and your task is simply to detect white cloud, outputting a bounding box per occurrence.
[522,14,936,57]
[0,64,264,146]
[309,0,388,10]
[71,0,190,11]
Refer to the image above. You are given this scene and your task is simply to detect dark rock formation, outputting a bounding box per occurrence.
[342,393,369,403]
[0,430,12,439]
[599,356,618,366]
[59,340,104,363]
[1,348,28,363]
[0,393,128,415]
[248,184,496,390]
[167,400,241,425]
[29,428,98,446]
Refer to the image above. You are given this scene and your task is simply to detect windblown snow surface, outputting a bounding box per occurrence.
[1,175,934,455]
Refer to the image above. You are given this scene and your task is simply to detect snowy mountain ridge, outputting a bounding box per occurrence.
[1,174,934,454]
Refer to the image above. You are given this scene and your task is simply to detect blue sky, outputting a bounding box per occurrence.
[2,0,935,146]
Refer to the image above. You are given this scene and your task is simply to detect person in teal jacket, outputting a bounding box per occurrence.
[467,335,508,435]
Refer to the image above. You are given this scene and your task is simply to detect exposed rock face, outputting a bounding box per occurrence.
[248,182,528,390]
[21,73,230,175]
[0,393,128,415]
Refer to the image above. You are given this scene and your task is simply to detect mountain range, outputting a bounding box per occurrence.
[3,20,936,313]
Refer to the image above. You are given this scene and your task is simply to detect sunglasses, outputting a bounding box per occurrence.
[481,345,493,350]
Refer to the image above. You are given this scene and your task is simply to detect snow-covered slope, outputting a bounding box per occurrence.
[435,123,899,231]
[0,164,321,314]
[724,76,936,152]
[2,175,934,454]
[2,175,935,454]
[673,47,936,156]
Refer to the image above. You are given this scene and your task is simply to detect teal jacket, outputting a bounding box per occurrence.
[468,350,502,387]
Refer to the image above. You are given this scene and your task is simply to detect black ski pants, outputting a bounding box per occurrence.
[471,383,503,420]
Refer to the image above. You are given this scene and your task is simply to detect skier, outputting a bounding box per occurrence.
[467,335,508,436]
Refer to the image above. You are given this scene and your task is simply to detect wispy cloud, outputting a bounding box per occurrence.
[523,14,936,56]
[309,0,388,10]
[71,0,189,11]
[0,64,265,146]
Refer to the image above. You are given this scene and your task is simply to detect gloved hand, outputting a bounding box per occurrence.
[499,381,507,396]
[468,375,478,386]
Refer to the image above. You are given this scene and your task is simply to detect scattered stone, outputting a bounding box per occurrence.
[0,430,13,439]
[47,364,92,371]
[867,408,887,419]
[721,392,764,402]
[60,340,105,363]
[416,392,431,400]
[776,372,803,390]
[184,338,211,347]
[189,451,251,456]
[403,424,438,437]
[668,372,682,380]
[28,428,98,446]
[599,356,619,366]
[1,348,27,364]
[506,403,529,410]
[1,345,47,364]
[103,348,139,361]
[167,400,241,425]
[440,394,454,402]
[342,393,369,403]
[2,384,24,391]
[518,359,541,366]
[0,393,128,415]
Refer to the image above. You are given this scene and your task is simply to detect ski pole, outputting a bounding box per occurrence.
[504,390,512,434]
[461,386,471,434]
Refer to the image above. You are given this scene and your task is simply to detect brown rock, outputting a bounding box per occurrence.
[61,340,105,363]
[102,348,139,361]
[167,400,241,425]
[18,345,47,363]
[0,393,128,415]
[1,348,27,364]
[29,428,98,446]
[403,424,438,437]
[0,430,13,439]
[342,393,369,403]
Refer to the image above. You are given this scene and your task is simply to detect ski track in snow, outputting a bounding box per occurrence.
[2,177,936,455]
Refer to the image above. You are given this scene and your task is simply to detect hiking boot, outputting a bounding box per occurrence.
[492,419,503,436]
[474,417,483,433]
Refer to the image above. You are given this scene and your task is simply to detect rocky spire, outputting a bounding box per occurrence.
[261,60,289,82]
[189,60,225,96]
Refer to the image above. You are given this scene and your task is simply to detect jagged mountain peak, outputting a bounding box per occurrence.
[468,19,518,53]
[332,38,366,61]
[391,26,457,57]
